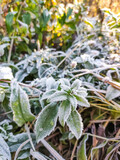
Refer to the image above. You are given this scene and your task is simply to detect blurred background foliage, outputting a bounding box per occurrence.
[0,0,120,61]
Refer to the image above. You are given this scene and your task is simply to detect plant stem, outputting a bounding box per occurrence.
[25,123,35,151]
[8,37,14,63]
[83,133,119,142]
[70,140,78,160]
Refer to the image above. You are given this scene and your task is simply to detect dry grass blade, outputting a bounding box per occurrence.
[82,133,119,142]
[104,143,120,160]
[25,124,35,151]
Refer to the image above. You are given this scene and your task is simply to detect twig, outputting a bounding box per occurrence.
[0,111,12,116]
[91,103,120,113]
[0,79,40,92]
[70,140,78,160]
[83,133,120,142]
[72,64,120,74]
[8,37,14,63]
[90,119,120,123]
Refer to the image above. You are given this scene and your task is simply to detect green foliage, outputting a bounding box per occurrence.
[77,135,88,160]
[67,110,83,139]
[10,80,35,126]
[5,12,14,34]
[37,78,89,141]
[35,103,58,142]
[106,85,120,101]
[91,141,108,160]
[0,1,120,159]
[0,135,11,160]
[59,100,71,126]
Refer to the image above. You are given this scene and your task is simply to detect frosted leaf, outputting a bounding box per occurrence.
[0,67,13,80]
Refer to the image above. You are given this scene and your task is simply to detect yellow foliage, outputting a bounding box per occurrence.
[1,0,12,8]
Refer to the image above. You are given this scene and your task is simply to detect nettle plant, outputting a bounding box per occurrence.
[0,67,89,143]
[35,78,90,142]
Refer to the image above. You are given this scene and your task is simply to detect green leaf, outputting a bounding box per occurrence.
[17,150,30,159]
[59,100,71,126]
[5,12,14,33]
[91,141,108,160]
[10,80,35,126]
[48,91,68,103]
[41,89,56,100]
[8,133,36,152]
[22,12,31,25]
[66,8,73,19]
[68,95,77,110]
[2,95,13,120]
[0,135,11,160]
[59,78,70,86]
[66,110,83,139]
[46,77,56,91]
[71,79,82,90]
[77,135,88,160]
[74,95,90,107]
[75,88,88,97]
[35,103,58,142]
[17,42,32,55]
[38,32,43,47]
[106,85,120,101]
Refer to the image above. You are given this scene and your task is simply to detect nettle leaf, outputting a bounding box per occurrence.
[61,84,70,91]
[41,89,56,100]
[48,91,67,103]
[10,80,35,126]
[71,79,82,90]
[75,88,88,97]
[22,12,31,25]
[35,103,58,142]
[66,110,83,139]
[106,85,120,101]
[68,95,77,110]
[46,77,56,91]
[5,12,14,33]
[59,78,70,86]
[0,135,11,160]
[91,141,108,160]
[59,100,71,126]
[75,95,90,107]
[77,135,88,160]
